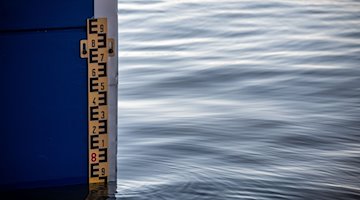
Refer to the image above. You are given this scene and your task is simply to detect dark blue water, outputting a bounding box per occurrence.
[116,0,360,199]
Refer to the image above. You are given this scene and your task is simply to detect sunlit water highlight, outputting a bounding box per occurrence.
[117,0,360,199]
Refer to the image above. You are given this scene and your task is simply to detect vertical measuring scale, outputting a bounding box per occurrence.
[81,18,115,184]
[81,2,118,197]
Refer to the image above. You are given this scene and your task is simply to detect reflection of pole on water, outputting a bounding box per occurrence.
[86,182,117,200]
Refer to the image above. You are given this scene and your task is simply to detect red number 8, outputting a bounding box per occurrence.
[91,153,96,162]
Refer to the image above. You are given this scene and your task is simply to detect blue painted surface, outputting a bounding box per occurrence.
[0,0,93,189]
[0,0,93,31]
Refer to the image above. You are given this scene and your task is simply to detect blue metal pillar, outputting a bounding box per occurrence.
[0,0,93,189]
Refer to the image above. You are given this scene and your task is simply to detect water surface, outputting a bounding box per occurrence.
[117,0,360,199]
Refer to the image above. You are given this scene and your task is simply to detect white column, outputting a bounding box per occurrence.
[94,0,118,184]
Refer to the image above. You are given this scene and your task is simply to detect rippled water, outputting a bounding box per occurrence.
[116,1,360,199]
